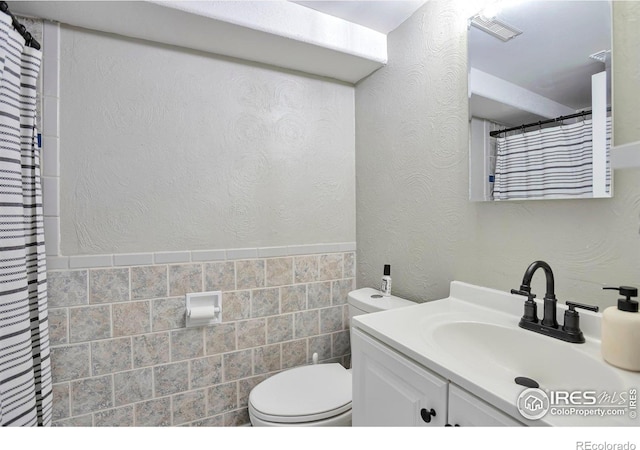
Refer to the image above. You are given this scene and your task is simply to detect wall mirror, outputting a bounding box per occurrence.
[468,0,612,201]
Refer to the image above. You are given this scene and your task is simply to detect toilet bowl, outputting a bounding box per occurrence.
[249,363,352,426]
[248,287,414,426]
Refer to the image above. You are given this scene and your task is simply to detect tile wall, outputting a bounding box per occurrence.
[48,250,355,426]
[30,17,358,427]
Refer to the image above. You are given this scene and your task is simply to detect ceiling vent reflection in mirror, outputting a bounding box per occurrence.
[471,14,522,42]
[589,50,610,63]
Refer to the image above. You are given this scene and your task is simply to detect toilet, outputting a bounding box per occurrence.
[248,287,415,426]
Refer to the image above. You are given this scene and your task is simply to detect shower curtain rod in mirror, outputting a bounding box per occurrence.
[489,108,611,138]
[0,1,40,50]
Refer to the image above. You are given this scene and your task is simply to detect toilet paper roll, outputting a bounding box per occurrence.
[188,307,218,321]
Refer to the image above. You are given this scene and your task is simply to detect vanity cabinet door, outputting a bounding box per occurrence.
[447,384,524,427]
[352,328,448,426]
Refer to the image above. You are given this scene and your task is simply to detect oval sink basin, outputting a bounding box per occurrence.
[430,321,626,392]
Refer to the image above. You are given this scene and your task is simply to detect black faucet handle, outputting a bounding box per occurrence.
[562,301,598,341]
[511,288,536,300]
[565,301,599,313]
[511,288,538,323]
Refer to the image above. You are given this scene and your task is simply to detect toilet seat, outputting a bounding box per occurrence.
[248,363,352,424]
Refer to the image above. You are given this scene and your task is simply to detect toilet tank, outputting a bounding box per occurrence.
[347,288,415,324]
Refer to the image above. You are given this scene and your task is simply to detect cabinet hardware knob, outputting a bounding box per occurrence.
[420,408,436,423]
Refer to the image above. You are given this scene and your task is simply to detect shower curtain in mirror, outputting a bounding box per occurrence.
[0,13,51,426]
[493,118,609,200]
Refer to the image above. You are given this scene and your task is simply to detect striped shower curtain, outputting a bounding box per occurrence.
[493,118,608,200]
[0,13,51,426]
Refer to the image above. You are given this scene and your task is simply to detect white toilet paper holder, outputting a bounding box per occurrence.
[185,291,222,328]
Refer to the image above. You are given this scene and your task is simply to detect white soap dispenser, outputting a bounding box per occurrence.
[601,286,640,371]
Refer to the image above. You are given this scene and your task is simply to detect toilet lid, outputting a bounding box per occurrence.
[249,363,352,424]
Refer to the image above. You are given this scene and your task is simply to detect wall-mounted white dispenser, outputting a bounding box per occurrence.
[185,291,222,327]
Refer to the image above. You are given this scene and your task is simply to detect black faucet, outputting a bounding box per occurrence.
[511,261,599,343]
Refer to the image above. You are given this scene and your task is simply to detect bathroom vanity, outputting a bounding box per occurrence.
[351,282,640,427]
[352,327,523,426]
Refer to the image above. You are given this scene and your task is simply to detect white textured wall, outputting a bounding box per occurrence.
[60,26,355,255]
[356,0,640,309]
[613,0,640,145]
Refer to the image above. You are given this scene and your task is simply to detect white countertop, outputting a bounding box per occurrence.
[352,282,640,427]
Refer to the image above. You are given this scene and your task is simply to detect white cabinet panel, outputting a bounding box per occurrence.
[352,328,448,426]
[447,384,524,427]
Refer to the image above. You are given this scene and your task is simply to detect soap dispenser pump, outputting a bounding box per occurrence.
[601,286,640,371]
